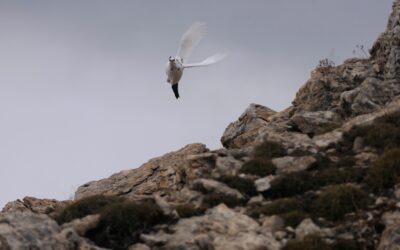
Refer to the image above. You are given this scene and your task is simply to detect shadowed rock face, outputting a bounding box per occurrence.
[3,1,400,250]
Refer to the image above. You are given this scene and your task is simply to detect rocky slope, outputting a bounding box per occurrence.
[3,1,400,250]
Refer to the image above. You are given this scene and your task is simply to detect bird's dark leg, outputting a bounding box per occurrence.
[172,84,179,99]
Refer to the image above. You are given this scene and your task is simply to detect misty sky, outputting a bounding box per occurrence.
[0,1,392,208]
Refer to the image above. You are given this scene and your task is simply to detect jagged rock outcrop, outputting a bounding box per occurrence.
[75,143,209,201]
[221,104,276,149]
[1,197,70,215]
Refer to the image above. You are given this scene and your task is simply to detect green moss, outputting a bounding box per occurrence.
[312,184,370,221]
[283,235,331,250]
[217,176,257,197]
[253,141,286,159]
[88,200,170,250]
[202,193,245,208]
[56,195,124,224]
[364,149,400,193]
[264,171,317,198]
[173,204,205,218]
[240,158,276,176]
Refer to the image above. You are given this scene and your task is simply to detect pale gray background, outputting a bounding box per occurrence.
[0,1,392,208]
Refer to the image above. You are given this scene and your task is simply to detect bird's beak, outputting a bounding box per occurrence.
[172,84,179,99]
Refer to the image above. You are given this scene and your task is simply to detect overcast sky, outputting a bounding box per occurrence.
[0,1,392,208]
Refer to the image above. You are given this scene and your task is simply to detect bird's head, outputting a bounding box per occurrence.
[169,56,175,62]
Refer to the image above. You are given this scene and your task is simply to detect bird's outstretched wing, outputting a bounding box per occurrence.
[183,52,227,68]
[176,22,207,61]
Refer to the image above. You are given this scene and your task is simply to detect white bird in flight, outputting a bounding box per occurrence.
[166,22,226,99]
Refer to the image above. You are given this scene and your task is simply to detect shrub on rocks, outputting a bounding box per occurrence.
[56,195,124,224]
[253,140,286,159]
[202,193,245,208]
[364,149,400,193]
[217,176,257,197]
[264,171,317,198]
[347,111,400,151]
[56,195,171,250]
[312,184,371,221]
[240,158,277,177]
[247,197,307,227]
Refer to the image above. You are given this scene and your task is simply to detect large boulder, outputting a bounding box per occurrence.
[290,111,343,135]
[221,104,276,149]
[75,143,209,200]
[140,204,281,250]
[0,211,104,249]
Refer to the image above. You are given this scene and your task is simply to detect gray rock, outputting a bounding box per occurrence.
[295,218,322,240]
[272,156,316,174]
[141,204,281,250]
[262,215,285,234]
[2,197,70,215]
[0,211,105,250]
[61,214,101,236]
[290,111,343,135]
[378,224,400,250]
[254,176,274,192]
[191,178,245,200]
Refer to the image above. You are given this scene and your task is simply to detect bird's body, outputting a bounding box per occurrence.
[165,22,226,99]
[166,57,183,85]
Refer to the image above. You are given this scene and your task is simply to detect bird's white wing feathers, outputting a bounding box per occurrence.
[183,52,227,68]
[176,22,207,61]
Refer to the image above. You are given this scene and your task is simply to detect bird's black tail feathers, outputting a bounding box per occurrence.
[172,84,179,99]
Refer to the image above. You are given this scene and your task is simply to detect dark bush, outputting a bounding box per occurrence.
[312,184,371,221]
[247,197,307,227]
[283,235,361,250]
[346,111,400,150]
[253,141,286,159]
[281,210,308,228]
[332,239,362,250]
[314,167,366,187]
[283,235,331,250]
[364,149,400,193]
[240,158,276,177]
[202,193,245,208]
[264,171,317,198]
[56,195,124,224]
[218,176,257,197]
[87,200,170,250]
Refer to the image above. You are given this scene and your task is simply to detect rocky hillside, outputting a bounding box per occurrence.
[3,2,400,250]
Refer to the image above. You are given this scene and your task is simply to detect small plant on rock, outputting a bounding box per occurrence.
[87,200,170,250]
[364,149,400,193]
[217,176,257,197]
[253,140,286,159]
[264,171,317,198]
[240,158,277,177]
[56,195,124,224]
[202,193,245,208]
[312,184,371,221]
